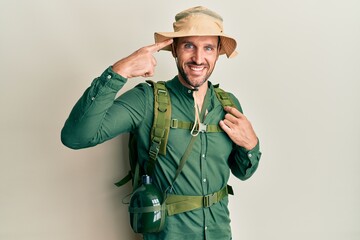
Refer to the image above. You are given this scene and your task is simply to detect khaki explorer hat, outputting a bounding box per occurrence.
[154,6,238,58]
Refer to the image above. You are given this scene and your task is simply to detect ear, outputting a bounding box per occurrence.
[171,43,177,58]
[217,37,222,56]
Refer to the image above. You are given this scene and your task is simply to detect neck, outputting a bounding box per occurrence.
[192,84,208,113]
[177,75,209,111]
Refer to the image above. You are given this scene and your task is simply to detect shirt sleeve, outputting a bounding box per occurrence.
[227,93,262,180]
[229,141,262,180]
[61,67,148,149]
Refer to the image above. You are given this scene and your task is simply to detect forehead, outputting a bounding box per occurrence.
[177,36,219,45]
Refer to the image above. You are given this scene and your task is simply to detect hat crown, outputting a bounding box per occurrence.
[175,6,223,22]
[173,6,224,35]
[154,6,238,58]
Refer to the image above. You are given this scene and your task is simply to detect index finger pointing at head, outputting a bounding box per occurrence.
[148,39,173,53]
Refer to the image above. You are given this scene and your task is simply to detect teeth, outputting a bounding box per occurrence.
[190,66,204,71]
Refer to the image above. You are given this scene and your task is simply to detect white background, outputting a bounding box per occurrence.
[1,0,359,239]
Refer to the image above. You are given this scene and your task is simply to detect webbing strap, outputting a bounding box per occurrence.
[114,171,132,187]
[214,85,236,108]
[130,203,166,232]
[170,119,223,132]
[165,185,233,216]
[172,135,197,186]
[129,203,166,213]
[146,80,171,175]
[114,156,140,188]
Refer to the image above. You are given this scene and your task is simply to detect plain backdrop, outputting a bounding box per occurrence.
[1,0,359,239]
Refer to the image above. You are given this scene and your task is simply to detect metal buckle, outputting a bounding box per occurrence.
[171,119,178,128]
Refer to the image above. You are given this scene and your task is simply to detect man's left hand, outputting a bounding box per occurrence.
[219,106,258,150]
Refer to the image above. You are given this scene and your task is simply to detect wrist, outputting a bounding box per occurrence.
[111,59,131,79]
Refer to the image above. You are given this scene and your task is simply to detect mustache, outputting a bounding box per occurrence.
[186,62,208,67]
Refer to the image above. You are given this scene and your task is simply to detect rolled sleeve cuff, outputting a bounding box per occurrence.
[236,139,262,163]
[98,66,128,91]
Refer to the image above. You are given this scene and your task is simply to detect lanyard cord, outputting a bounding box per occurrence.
[190,91,202,136]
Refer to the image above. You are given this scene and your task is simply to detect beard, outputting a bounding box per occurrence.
[176,60,213,89]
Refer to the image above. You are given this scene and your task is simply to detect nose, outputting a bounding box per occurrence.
[191,48,205,65]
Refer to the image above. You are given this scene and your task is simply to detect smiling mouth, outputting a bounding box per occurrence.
[187,63,207,73]
[190,66,205,71]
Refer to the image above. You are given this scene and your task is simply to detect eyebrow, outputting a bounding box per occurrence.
[180,40,217,48]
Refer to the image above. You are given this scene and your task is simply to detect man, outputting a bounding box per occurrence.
[61,6,261,240]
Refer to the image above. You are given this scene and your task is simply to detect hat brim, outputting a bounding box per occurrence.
[154,32,238,58]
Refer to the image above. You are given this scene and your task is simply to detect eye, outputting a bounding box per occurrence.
[205,46,215,51]
[184,43,194,49]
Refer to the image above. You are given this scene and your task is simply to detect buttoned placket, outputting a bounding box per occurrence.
[200,131,209,237]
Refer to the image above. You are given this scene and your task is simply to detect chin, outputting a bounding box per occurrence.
[189,78,207,88]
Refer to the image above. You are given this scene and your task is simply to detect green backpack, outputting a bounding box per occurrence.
[114,80,236,191]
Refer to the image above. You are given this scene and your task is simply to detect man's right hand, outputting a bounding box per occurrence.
[112,39,173,79]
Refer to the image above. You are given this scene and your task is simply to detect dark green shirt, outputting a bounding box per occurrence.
[61,67,261,240]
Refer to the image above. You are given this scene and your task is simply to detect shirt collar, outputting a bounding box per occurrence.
[166,75,216,98]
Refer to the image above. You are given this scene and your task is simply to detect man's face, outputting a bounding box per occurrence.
[174,36,220,89]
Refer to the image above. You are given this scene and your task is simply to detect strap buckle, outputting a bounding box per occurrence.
[171,119,178,128]
[203,192,218,208]
[149,138,161,160]
[198,123,208,132]
[192,122,207,133]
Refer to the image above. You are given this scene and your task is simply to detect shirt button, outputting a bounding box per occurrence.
[187,90,192,94]
[107,75,112,79]
[248,153,252,158]
[205,226,208,230]
[203,178,207,182]
[202,154,205,158]
[91,97,95,101]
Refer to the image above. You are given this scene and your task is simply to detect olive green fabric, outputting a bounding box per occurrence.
[61,67,261,240]
[165,185,232,216]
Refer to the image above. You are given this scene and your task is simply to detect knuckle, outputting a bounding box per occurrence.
[233,119,240,125]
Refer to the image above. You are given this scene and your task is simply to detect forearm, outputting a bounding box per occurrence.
[61,67,127,149]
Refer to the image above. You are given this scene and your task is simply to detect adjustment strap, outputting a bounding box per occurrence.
[165,185,233,216]
[171,119,223,132]
[114,171,132,187]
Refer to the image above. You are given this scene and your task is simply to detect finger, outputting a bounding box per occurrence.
[142,69,154,78]
[147,39,173,53]
[224,106,244,118]
[219,120,232,134]
[151,55,157,66]
[222,119,236,130]
[224,113,238,124]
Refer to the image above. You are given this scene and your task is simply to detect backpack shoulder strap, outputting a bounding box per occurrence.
[115,80,171,188]
[213,84,236,108]
[168,84,237,134]
[146,80,172,175]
